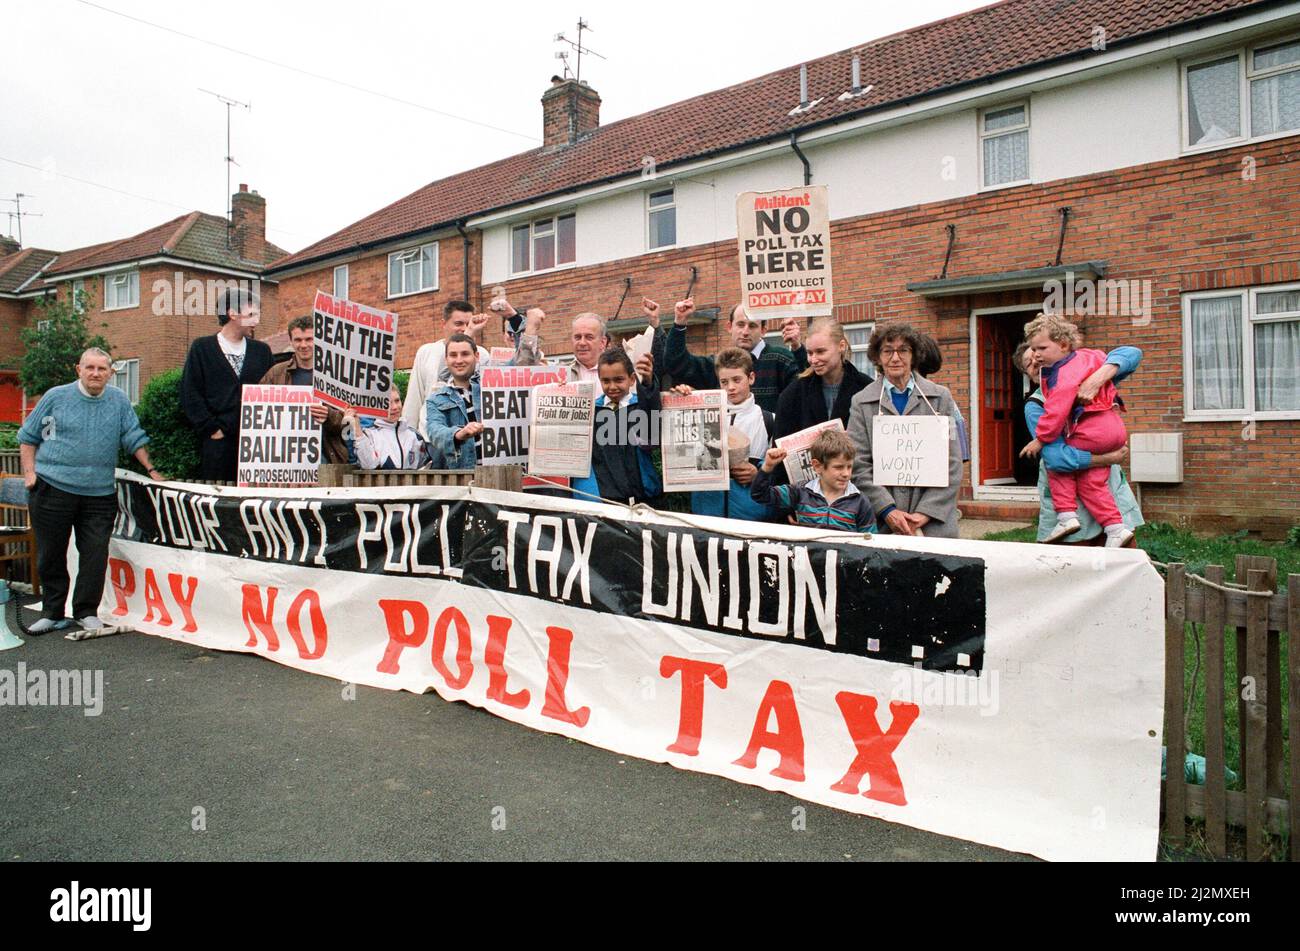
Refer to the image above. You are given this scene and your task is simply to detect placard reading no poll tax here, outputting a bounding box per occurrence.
[872,415,950,487]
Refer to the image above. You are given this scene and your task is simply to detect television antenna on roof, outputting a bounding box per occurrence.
[199,88,251,248]
[2,194,42,246]
[554,17,605,84]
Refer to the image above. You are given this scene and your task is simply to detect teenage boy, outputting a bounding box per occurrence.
[572,349,660,505]
[403,300,490,437]
[424,333,482,470]
[750,428,874,532]
[673,347,775,522]
[180,288,274,481]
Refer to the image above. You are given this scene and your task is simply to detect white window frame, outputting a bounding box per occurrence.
[37,319,51,332]
[103,270,139,311]
[1181,35,1300,154]
[510,213,577,276]
[1182,282,1300,422]
[978,100,1030,191]
[333,264,349,300]
[646,187,676,251]
[110,358,140,404]
[387,243,438,300]
[843,321,876,375]
[70,278,86,313]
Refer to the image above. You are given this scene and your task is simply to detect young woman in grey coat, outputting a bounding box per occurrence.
[846,324,965,538]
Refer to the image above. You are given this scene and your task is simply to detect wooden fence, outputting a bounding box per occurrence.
[1163,556,1297,861]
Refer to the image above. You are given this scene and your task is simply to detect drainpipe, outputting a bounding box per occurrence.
[456,220,471,302]
[789,132,812,186]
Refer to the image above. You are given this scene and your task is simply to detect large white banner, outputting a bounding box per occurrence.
[103,472,1164,862]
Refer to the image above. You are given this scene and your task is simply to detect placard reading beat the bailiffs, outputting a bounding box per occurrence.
[736,185,834,321]
[872,415,951,488]
[479,365,569,467]
[236,384,321,487]
[312,290,398,417]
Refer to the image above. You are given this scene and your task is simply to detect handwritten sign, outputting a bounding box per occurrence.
[872,415,950,487]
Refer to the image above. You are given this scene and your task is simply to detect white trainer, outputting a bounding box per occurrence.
[28,617,72,635]
[1043,518,1081,544]
[1104,528,1135,548]
[78,616,105,632]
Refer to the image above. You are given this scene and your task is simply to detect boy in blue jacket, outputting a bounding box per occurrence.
[425,333,482,469]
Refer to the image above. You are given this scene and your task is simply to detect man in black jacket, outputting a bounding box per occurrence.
[179,288,274,481]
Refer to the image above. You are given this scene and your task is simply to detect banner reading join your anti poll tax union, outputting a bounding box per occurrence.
[104,472,1164,862]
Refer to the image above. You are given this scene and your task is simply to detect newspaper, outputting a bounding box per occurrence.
[774,419,845,484]
[528,381,597,478]
[661,390,729,492]
[622,326,655,367]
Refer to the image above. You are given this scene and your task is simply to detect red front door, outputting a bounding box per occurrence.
[0,373,21,424]
[978,318,1016,484]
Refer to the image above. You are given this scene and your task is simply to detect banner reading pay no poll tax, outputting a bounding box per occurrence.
[103,472,1164,862]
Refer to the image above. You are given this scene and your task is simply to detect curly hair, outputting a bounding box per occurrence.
[1023,313,1081,349]
[866,322,926,368]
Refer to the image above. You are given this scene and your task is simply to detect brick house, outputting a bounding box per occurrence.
[267,0,1300,535]
[0,186,284,417]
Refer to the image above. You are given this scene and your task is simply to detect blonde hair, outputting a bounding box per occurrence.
[797,318,848,378]
[1023,313,1081,349]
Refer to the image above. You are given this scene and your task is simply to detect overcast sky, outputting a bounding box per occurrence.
[3,0,980,255]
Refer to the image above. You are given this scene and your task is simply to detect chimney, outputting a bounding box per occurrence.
[542,77,601,148]
[230,183,268,261]
[0,235,20,258]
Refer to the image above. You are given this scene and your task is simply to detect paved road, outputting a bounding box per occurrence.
[0,608,1028,862]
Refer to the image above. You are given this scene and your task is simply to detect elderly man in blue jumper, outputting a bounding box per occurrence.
[17,348,165,634]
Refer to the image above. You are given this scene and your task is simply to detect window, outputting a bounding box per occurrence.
[333,264,349,300]
[387,243,437,298]
[980,102,1029,188]
[1184,38,1300,149]
[647,188,676,250]
[37,319,51,332]
[1183,283,1300,419]
[104,271,139,311]
[70,279,85,313]
[511,213,576,274]
[111,358,140,404]
[761,321,875,374]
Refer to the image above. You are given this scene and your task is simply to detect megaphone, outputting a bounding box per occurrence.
[0,580,25,651]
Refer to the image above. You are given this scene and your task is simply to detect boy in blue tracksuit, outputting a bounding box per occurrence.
[751,428,874,533]
[572,349,662,505]
[425,332,482,469]
[677,347,776,522]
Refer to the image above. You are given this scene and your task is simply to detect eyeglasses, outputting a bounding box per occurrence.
[881,347,912,358]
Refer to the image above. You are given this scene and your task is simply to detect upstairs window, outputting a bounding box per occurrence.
[647,188,676,250]
[1184,38,1300,149]
[104,271,139,311]
[511,214,575,274]
[980,102,1029,188]
[387,243,436,298]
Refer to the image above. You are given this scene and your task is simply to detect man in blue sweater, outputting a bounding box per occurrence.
[18,349,165,634]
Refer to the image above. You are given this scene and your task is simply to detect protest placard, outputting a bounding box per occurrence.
[311,290,398,417]
[775,419,845,484]
[661,390,729,492]
[237,384,321,487]
[872,415,951,487]
[478,365,569,467]
[528,381,597,477]
[487,346,517,366]
[736,185,833,321]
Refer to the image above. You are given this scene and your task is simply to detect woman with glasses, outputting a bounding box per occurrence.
[846,323,965,538]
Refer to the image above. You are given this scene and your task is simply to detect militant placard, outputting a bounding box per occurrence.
[237,384,321,487]
[736,185,833,320]
[661,390,729,492]
[479,365,569,466]
[528,381,597,478]
[312,290,398,417]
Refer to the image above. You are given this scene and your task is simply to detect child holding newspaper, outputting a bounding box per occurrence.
[670,347,775,522]
[571,348,662,505]
[750,429,875,533]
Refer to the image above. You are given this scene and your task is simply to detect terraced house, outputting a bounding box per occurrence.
[256,0,1297,535]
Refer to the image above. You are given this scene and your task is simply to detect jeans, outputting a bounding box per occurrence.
[27,479,118,620]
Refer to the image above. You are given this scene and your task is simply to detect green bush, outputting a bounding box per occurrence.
[0,424,17,451]
[126,368,200,479]
[393,369,410,401]
[20,290,111,396]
